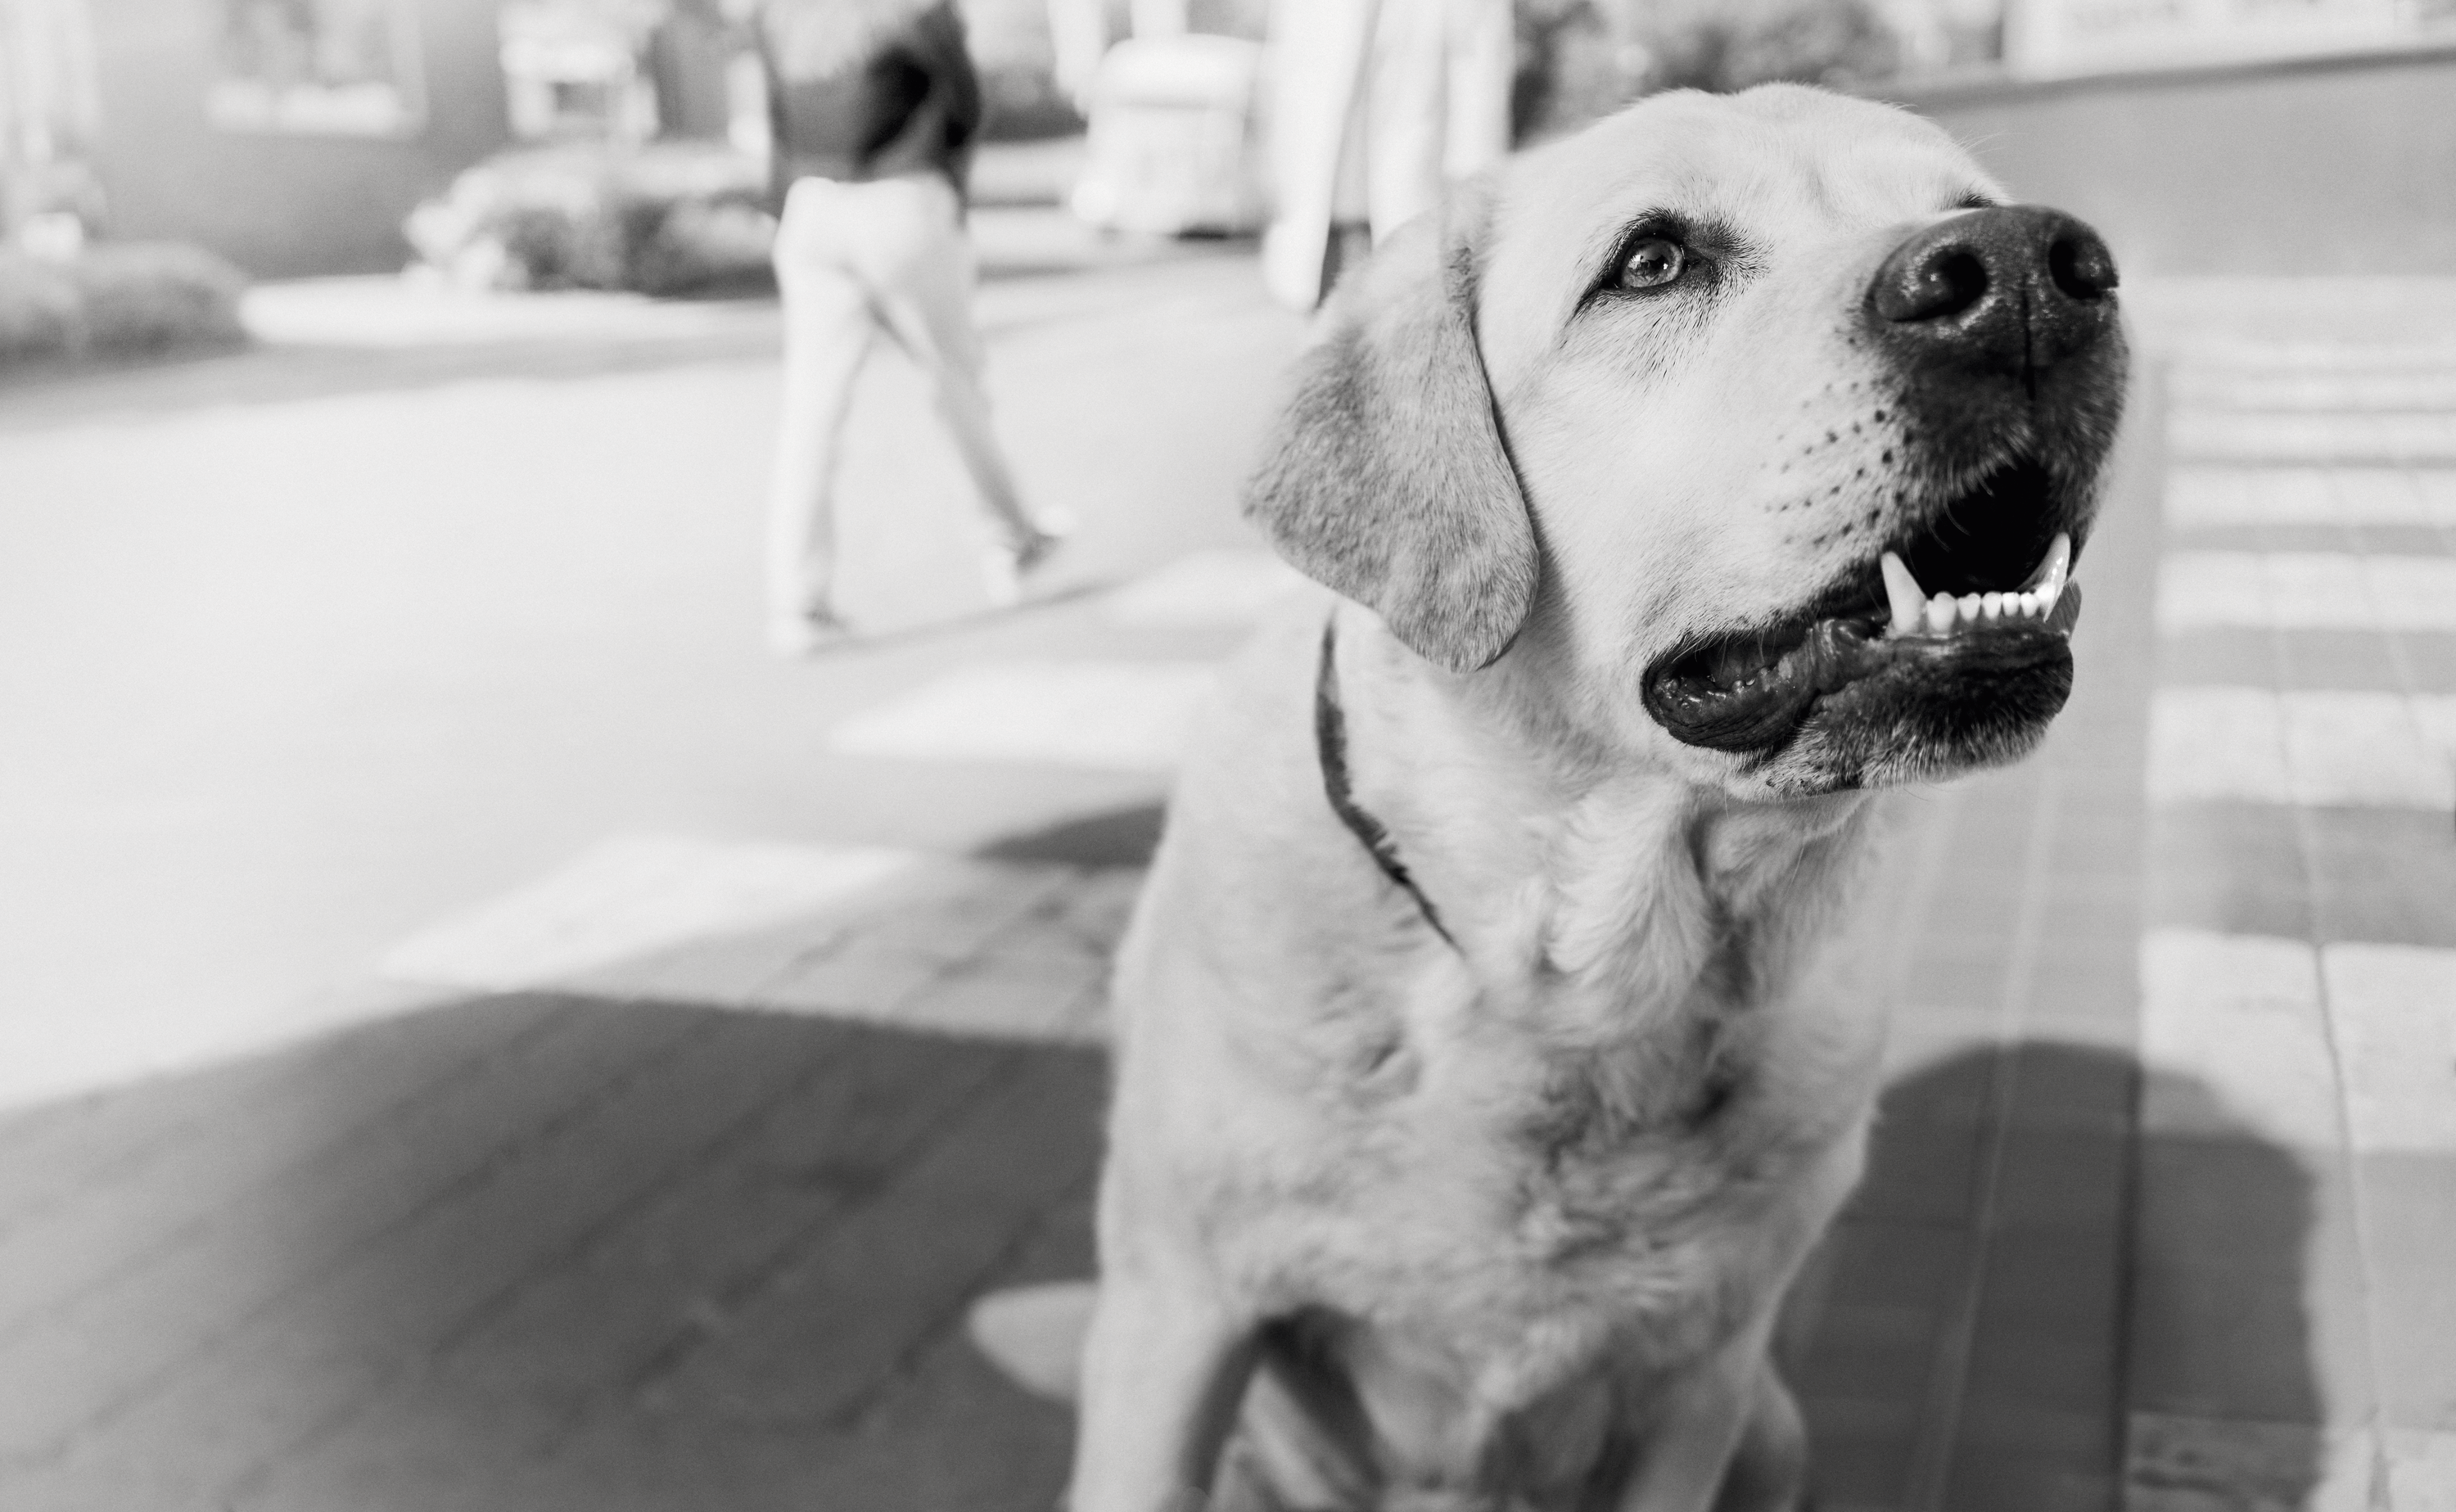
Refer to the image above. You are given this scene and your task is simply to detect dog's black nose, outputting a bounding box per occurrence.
[1868,206,2118,374]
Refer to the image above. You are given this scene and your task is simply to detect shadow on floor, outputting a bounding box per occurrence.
[977,802,1167,869]
[1781,1040,2320,1512]
[0,1009,2318,1511]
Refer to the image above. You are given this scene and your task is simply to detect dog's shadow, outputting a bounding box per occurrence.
[1774,1040,2323,1511]
[967,1037,2327,1510]
[17,973,2318,1509]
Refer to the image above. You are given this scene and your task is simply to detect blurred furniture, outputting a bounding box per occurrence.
[1070,32,1265,237]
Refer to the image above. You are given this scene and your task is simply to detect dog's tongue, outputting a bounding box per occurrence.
[1648,589,2084,753]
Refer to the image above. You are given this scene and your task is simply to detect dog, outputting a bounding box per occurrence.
[1040,83,2126,1512]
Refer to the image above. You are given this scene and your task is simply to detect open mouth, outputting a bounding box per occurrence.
[1643,456,2084,754]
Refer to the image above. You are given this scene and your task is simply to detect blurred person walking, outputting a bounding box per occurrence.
[1259,0,1515,311]
[759,0,1064,655]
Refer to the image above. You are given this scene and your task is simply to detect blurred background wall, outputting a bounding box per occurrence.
[79,0,513,276]
[1884,46,2456,276]
[3,0,2451,280]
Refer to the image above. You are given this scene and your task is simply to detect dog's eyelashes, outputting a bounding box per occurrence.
[1617,237,1688,292]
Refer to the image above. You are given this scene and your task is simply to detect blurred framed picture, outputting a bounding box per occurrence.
[206,0,427,137]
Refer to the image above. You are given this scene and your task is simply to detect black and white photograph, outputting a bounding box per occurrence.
[1,0,2452,1506]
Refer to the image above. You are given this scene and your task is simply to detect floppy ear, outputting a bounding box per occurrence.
[1243,188,1538,674]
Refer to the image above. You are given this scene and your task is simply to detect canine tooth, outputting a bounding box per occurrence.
[1957,594,1982,622]
[2042,536,2073,615]
[1880,552,1925,635]
[1982,592,2005,619]
[2020,532,2074,597]
[1925,594,1956,633]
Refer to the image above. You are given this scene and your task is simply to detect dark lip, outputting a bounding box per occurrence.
[1642,453,2088,754]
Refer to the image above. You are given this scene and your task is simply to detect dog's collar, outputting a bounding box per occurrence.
[1314,616,1458,951]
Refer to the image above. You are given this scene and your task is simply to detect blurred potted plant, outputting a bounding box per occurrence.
[404,139,779,294]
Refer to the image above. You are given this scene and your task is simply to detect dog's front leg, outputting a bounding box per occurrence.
[1613,1320,1781,1512]
[1067,1271,1257,1512]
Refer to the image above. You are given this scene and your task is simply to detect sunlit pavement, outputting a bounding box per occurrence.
[0,267,2450,1510]
[0,205,1289,1105]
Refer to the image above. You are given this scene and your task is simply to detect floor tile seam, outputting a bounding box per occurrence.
[0,995,569,1258]
[0,996,585,1360]
[204,1016,968,1504]
[2125,1407,2372,1435]
[11,1004,720,1474]
[2151,630,2456,699]
[544,1040,1045,1440]
[961,864,1128,965]
[2169,452,2456,474]
[2218,799,2393,1455]
[730,864,1078,1017]
[2142,742,2456,813]
[2156,530,2456,560]
[2144,794,2454,827]
[568,1045,1092,1444]
[819,1159,1104,1438]
[0,1065,336,1241]
[1882,785,1977,996]
[2123,383,2201,1492]
[2291,788,2400,1453]
[1897,769,2069,1512]
[2144,678,2456,710]
[2377,618,2436,702]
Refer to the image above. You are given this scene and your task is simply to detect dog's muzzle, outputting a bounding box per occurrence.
[1642,205,2128,786]
[1866,205,2120,377]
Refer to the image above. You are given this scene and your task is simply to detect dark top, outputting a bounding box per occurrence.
[756,0,982,201]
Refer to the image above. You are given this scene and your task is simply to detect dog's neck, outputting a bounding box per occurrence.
[1333,610,1882,1046]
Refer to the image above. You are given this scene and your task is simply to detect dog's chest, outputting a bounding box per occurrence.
[1227,1022,1868,1510]
[1260,989,1866,1347]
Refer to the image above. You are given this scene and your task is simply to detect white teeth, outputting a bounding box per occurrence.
[1880,552,1925,635]
[2020,532,2073,600]
[1890,530,2074,639]
[2020,532,2073,620]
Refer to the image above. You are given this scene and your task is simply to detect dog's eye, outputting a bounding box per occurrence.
[1617,237,1687,291]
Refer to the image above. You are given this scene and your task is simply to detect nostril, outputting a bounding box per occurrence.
[1880,246,1989,323]
[1929,250,1989,316]
[2048,234,2118,300]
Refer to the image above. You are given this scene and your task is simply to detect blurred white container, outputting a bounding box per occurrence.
[1070,34,1266,237]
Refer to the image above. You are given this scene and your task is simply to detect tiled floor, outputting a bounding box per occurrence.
[1,284,2450,1510]
[2132,315,2456,1510]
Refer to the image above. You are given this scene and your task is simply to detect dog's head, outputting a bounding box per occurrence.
[1247,85,2128,797]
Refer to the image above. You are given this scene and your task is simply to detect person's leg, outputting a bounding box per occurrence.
[765,179,876,651]
[1363,0,1450,244]
[1260,0,1376,310]
[861,177,1067,599]
[1442,0,1515,182]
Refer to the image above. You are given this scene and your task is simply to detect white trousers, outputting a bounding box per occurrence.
[765,173,1032,622]
[1258,0,1514,311]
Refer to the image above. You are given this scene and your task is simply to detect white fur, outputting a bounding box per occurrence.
[1068,87,2059,1512]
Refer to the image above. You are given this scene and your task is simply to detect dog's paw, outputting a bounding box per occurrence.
[965,1280,1097,1402]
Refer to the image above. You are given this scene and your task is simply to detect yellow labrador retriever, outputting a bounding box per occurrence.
[1063,83,2125,1512]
